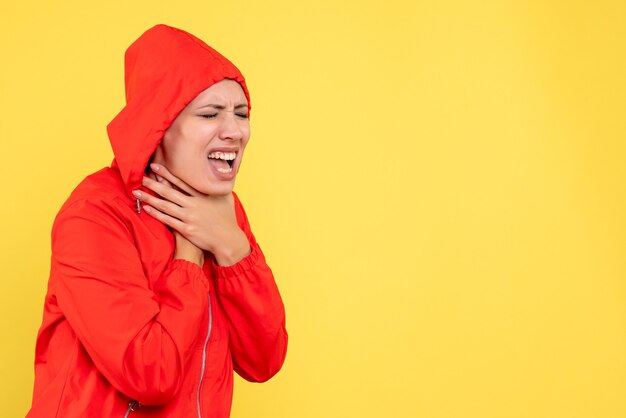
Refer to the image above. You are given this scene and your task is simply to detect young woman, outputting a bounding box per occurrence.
[27,24,288,418]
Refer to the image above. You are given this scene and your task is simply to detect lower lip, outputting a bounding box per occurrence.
[207,158,237,181]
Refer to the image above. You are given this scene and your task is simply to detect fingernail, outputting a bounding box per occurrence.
[132,190,141,198]
[143,205,151,212]
[150,163,160,171]
[156,175,163,182]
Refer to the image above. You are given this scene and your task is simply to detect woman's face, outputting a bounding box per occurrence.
[152,79,250,195]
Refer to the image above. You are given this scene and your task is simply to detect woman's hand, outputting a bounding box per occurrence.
[132,163,251,266]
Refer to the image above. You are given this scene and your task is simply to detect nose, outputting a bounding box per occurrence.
[218,112,244,142]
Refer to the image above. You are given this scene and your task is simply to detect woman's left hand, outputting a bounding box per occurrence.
[132,163,251,266]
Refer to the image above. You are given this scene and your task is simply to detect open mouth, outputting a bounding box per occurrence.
[207,151,237,173]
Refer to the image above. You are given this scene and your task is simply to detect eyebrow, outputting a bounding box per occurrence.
[197,103,249,110]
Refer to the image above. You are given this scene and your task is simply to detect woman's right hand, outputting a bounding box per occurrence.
[135,164,250,267]
[147,172,204,267]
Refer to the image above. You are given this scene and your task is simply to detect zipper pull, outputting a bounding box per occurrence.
[128,400,141,411]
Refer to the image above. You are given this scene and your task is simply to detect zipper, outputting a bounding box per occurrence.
[196,293,213,418]
[122,295,212,417]
[124,400,140,417]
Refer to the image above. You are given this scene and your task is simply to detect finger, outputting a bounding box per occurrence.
[155,174,177,194]
[142,176,189,207]
[133,187,185,219]
[150,163,199,196]
[142,205,187,232]
[155,174,172,188]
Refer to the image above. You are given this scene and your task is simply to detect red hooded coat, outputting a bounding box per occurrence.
[27,24,288,418]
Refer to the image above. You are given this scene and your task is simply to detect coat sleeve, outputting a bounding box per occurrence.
[53,198,208,405]
[210,193,288,382]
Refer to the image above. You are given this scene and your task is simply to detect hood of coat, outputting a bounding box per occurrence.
[106,24,251,199]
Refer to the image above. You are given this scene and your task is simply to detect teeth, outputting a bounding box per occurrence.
[217,167,233,173]
[208,151,237,161]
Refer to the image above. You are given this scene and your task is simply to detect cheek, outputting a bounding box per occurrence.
[160,137,183,166]
[241,127,251,147]
[160,124,182,157]
[163,124,206,164]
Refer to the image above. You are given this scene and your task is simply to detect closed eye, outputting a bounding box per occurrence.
[200,113,218,119]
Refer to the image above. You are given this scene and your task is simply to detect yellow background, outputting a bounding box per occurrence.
[1,1,625,417]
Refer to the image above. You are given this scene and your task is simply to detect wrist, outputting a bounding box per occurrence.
[174,234,204,266]
[174,251,204,266]
[213,230,251,266]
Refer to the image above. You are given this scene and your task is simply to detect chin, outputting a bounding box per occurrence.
[196,180,236,196]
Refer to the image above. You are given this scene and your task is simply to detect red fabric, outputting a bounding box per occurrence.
[27,24,287,418]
